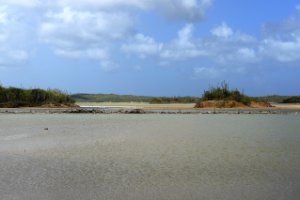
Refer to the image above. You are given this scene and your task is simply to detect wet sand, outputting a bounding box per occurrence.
[0,114,300,200]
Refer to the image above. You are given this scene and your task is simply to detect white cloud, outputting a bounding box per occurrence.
[176,23,194,48]
[211,22,233,38]
[0,6,30,67]
[39,7,135,68]
[0,0,214,22]
[216,47,259,65]
[0,6,8,42]
[41,7,134,43]
[58,0,213,21]
[58,0,148,10]
[203,22,260,65]
[260,6,300,63]
[0,0,41,7]
[0,0,213,70]
[155,0,213,21]
[1,0,299,76]
[121,34,163,58]
[54,48,108,60]
[237,48,257,60]
[121,22,258,65]
[0,6,8,25]
[261,38,300,62]
[122,24,207,61]
[160,24,207,60]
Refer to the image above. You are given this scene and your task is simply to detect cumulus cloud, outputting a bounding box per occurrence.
[58,0,213,21]
[160,24,207,60]
[260,7,300,63]
[39,7,135,69]
[54,48,108,60]
[0,7,8,25]
[0,0,42,7]
[1,0,299,76]
[211,22,233,38]
[261,38,300,62]
[122,22,259,67]
[0,0,214,70]
[40,7,134,46]
[121,34,163,58]
[176,23,195,48]
[0,6,30,67]
[36,1,212,69]
[122,24,207,61]
[204,23,260,65]
[58,0,149,10]
[155,0,213,21]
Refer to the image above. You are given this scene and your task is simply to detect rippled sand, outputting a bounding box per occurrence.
[0,114,299,200]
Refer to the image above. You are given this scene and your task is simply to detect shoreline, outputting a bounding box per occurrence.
[1,106,300,115]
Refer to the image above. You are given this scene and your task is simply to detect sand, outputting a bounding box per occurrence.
[273,103,300,109]
[0,114,299,200]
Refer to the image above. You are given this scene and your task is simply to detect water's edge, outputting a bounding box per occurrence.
[1,107,300,115]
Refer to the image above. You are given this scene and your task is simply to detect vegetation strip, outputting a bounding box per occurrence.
[0,86,77,108]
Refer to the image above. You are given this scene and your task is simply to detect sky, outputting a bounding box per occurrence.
[0,0,300,96]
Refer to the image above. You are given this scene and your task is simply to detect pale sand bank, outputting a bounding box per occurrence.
[78,102,300,110]
[272,103,300,109]
[77,102,195,109]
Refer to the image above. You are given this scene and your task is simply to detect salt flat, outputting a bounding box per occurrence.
[0,114,299,200]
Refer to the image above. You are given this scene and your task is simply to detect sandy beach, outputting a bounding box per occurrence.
[0,114,299,200]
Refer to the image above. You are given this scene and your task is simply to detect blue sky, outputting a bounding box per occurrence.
[0,0,300,96]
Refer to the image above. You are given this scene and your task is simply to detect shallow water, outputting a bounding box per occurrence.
[0,114,299,200]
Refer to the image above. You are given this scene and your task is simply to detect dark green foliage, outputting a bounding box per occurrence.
[71,93,154,102]
[149,96,200,104]
[253,95,291,103]
[282,96,300,103]
[201,81,252,105]
[0,85,74,107]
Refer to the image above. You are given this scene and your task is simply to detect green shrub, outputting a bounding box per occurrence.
[150,96,200,104]
[201,81,252,105]
[282,96,300,103]
[0,85,74,107]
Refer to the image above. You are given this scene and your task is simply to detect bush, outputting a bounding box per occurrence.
[150,96,200,104]
[282,96,300,103]
[201,81,252,105]
[0,85,75,107]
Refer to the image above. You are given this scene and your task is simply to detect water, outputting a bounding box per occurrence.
[0,114,299,199]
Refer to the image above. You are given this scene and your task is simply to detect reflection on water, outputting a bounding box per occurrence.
[0,114,300,200]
